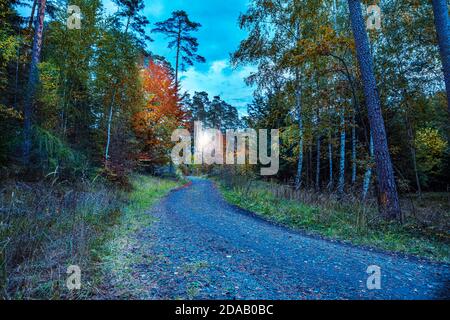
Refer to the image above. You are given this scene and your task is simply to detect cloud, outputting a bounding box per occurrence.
[180,60,256,115]
[99,1,255,115]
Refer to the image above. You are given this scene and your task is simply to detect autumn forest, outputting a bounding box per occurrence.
[0,0,449,300]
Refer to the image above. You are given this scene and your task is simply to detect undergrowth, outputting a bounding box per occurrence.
[0,174,182,299]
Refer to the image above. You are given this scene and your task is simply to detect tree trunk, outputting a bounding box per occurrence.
[316,134,321,191]
[175,22,182,90]
[328,133,333,191]
[105,87,117,164]
[294,68,304,191]
[28,0,37,29]
[347,0,401,220]
[124,15,131,34]
[308,143,313,187]
[338,110,346,194]
[405,110,421,196]
[431,0,450,114]
[351,111,357,184]
[13,39,20,109]
[362,133,374,200]
[23,0,47,164]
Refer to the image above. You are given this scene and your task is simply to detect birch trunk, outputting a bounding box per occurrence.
[294,68,304,191]
[105,87,117,163]
[362,133,374,200]
[338,111,346,194]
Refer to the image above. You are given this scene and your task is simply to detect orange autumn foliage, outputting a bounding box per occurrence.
[133,60,185,165]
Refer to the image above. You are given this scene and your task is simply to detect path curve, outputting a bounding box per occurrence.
[132,177,449,299]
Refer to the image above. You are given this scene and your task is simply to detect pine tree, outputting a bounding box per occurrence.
[431,0,450,114]
[347,0,401,220]
[114,0,151,43]
[152,11,205,89]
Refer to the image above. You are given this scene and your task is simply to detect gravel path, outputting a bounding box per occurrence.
[128,177,449,299]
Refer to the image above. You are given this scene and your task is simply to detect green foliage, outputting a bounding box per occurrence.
[34,127,89,178]
[0,0,19,91]
[0,32,18,91]
[186,91,241,129]
[415,127,448,186]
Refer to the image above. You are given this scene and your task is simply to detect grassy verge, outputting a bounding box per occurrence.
[95,175,182,298]
[0,174,183,299]
[216,179,449,263]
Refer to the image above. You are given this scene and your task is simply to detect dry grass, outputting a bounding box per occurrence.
[0,174,183,299]
[0,178,126,299]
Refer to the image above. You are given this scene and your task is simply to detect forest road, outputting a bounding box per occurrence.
[130,177,449,299]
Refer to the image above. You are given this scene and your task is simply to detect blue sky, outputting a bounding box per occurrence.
[114,0,256,114]
[18,0,255,114]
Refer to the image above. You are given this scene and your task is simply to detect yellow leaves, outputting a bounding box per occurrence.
[292,25,353,65]
[415,127,448,175]
[415,128,448,157]
[37,62,60,112]
[0,33,18,64]
[0,104,23,120]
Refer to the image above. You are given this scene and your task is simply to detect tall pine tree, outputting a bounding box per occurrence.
[152,10,205,89]
[347,0,401,220]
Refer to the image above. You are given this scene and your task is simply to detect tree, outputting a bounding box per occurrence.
[189,91,210,124]
[103,0,149,164]
[132,60,183,166]
[114,0,151,43]
[152,10,205,89]
[23,0,47,164]
[232,0,312,189]
[347,0,401,220]
[371,1,443,195]
[0,0,20,95]
[431,0,450,114]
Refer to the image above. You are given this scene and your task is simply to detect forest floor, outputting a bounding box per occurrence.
[0,174,182,299]
[99,177,449,299]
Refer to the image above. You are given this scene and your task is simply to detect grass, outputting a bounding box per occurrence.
[0,174,183,299]
[96,175,182,298]
[215,177,450,263]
